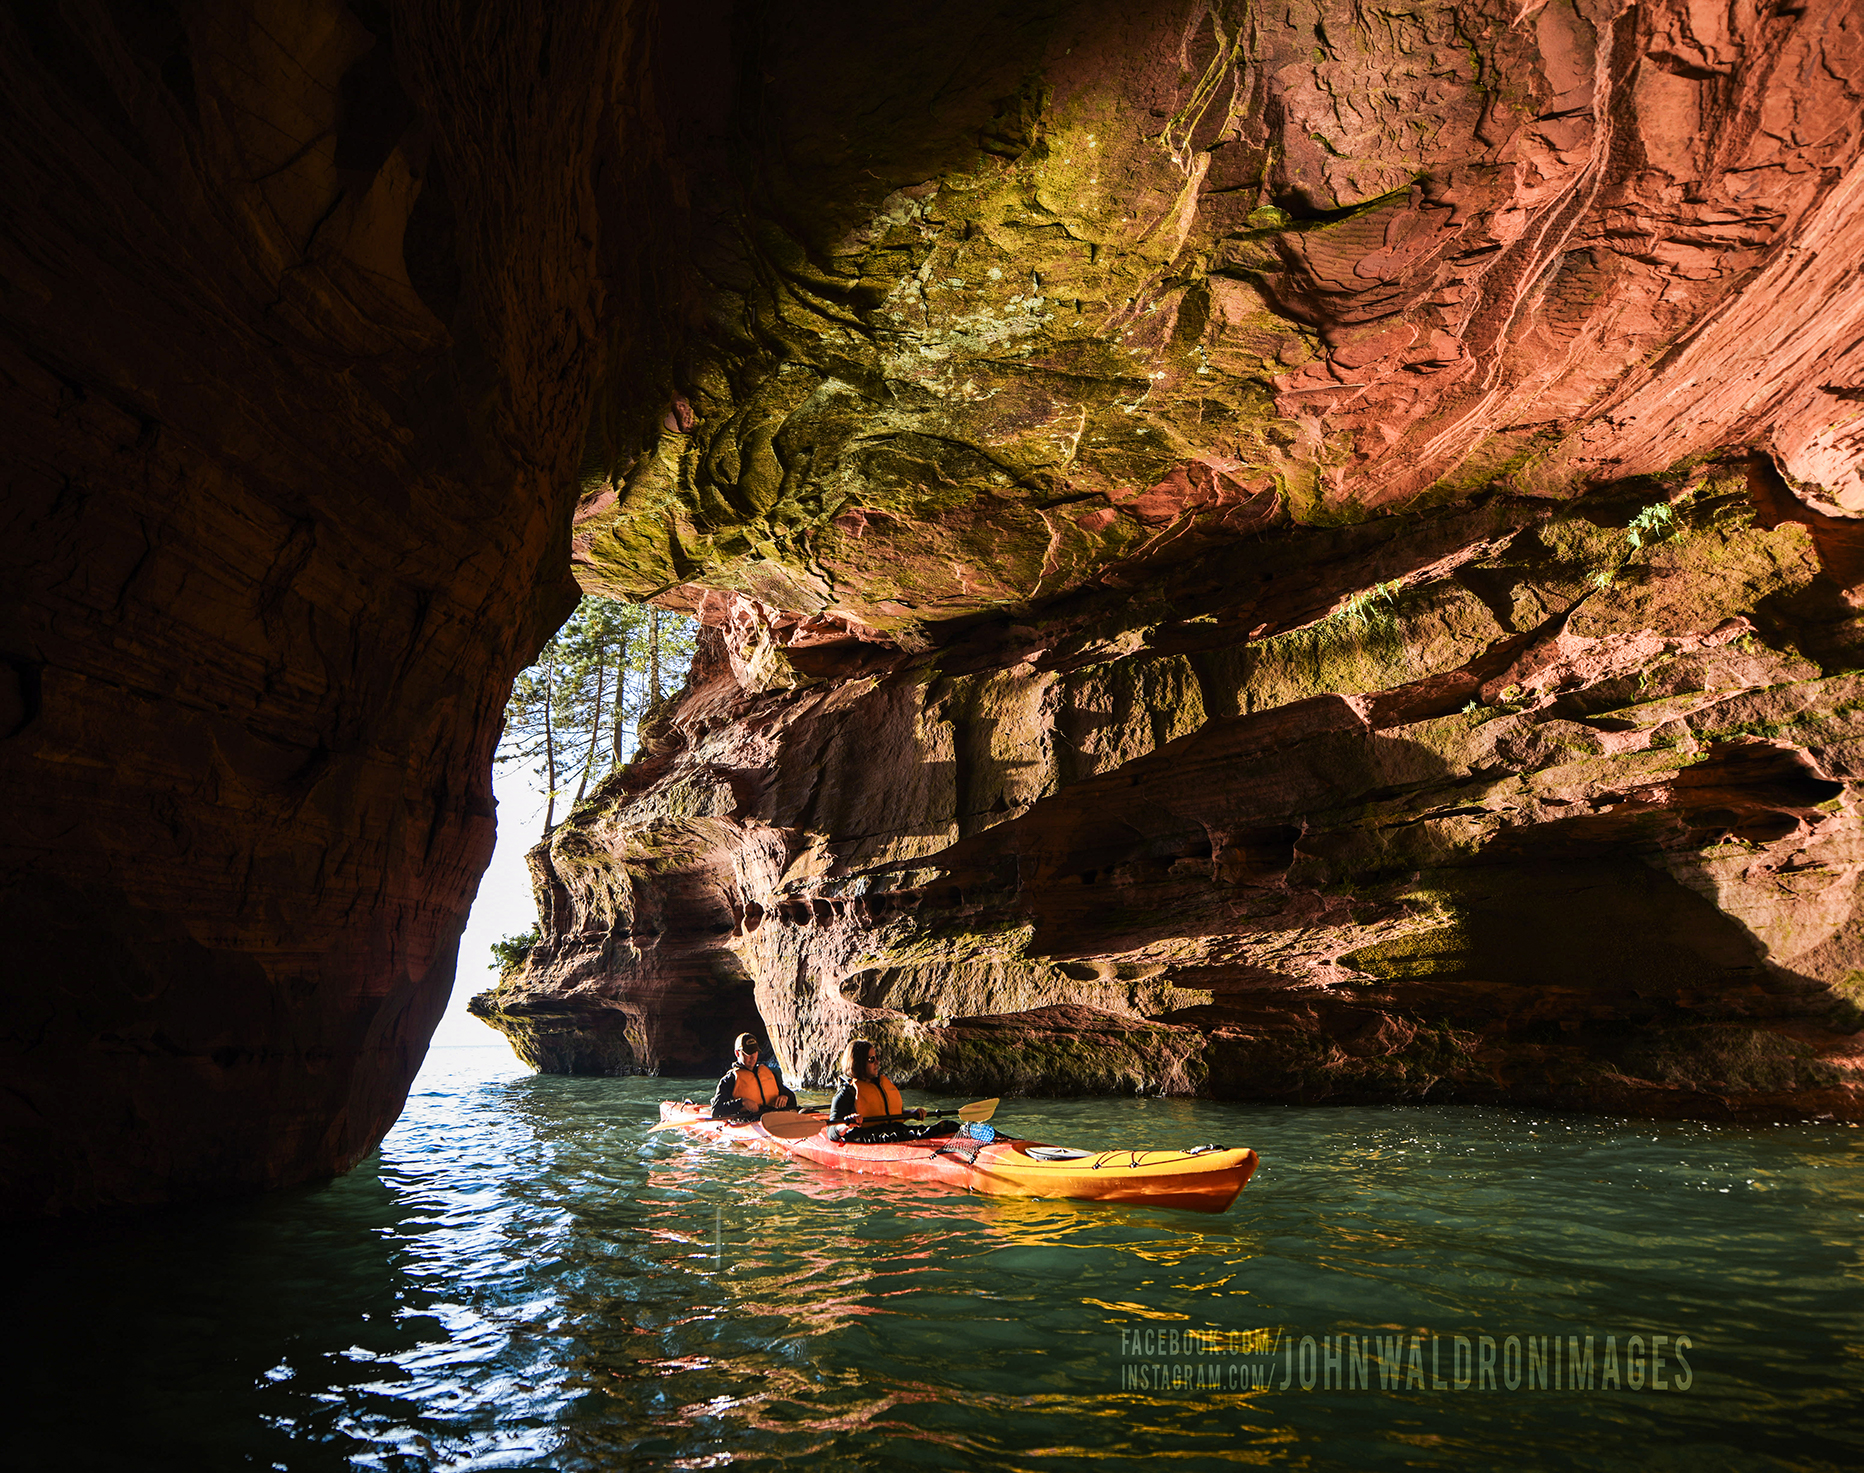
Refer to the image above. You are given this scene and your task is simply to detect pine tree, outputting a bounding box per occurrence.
[648,605,663,706]
[497,596,698,835]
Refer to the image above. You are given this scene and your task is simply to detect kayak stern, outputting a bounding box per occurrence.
[970,1145,1259,1212]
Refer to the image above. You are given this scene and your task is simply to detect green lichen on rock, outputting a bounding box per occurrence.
[572,58,1373,639]
[1616,1026,1843,1095]
[917,1010,1211,1097]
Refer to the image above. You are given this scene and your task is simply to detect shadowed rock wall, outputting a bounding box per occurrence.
[0,0,678,1216]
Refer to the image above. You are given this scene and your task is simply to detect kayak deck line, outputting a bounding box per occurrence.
[653,1101,1258,1213]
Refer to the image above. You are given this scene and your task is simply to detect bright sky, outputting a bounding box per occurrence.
[430,762,548,1055]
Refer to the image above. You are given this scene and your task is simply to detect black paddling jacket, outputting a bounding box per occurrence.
[709,1060,794,1117]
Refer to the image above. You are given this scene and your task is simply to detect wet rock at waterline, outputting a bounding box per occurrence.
[8,1,1864,1217]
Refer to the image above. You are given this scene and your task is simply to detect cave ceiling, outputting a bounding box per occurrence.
[573,0,1864,651]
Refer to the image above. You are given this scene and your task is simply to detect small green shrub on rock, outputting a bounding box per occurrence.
[489,926,539,976]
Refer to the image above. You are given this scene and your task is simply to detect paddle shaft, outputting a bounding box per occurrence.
[857,1097,998,1125]
[650,1097,995,1133]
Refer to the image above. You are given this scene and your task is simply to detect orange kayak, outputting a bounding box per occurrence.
[654,1101,1258,1213]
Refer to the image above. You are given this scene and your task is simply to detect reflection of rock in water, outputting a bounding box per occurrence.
[13,1159,427,1468]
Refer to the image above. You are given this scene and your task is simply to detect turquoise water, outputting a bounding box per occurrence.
[13,1043,1863,1471]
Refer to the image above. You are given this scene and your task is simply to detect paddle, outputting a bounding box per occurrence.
[847,1099,1000,1124]
[759,1112,838,1140]
[912,1097,1000,1124]
[652,1098,999,1139]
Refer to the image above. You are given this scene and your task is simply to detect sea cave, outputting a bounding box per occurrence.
[11,4,1864,1467]
[4,0,1863,1230]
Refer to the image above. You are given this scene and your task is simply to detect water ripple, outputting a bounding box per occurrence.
[11,1046,1863,1470]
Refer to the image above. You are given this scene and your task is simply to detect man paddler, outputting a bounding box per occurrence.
[709,1032,797,1120]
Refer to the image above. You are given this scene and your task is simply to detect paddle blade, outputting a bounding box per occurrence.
[956,1098,1000,1122]
[757,1112,827,1140]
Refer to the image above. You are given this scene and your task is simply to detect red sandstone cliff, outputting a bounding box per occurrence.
[478,1,1864,1119]
[483,467,1864,1117]
[7,2,1864,1218]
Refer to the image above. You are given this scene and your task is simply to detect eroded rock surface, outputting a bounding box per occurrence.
[486,463,1864,1115]
[9,1,1864,1217]
[575,0,1864,637]
[478,2,1864,1117]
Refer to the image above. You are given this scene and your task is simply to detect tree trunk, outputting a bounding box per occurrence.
[542,650,559,833]
[649,606,662,706]
[573,651,606,808]
[612,629,631,765]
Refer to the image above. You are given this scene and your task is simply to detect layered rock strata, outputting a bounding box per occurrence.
[484,462,1864,1116]
[574,0,1864,626]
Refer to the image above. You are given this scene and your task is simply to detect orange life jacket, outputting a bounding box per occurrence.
[854,1076,903,1119]
[731,1063,780,1109]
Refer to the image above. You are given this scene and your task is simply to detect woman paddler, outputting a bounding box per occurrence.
[826,1039,955,1144]
[709,1032,796,1120]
